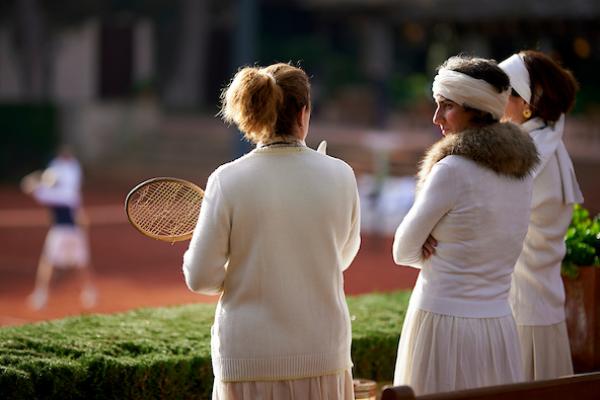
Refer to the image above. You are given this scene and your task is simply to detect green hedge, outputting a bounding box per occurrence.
[0,291,410,399]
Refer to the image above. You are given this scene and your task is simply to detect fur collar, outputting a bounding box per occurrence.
[417,122,539,191]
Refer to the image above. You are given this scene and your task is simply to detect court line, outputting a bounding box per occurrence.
[0,205,127,228]
[0,315,34,325]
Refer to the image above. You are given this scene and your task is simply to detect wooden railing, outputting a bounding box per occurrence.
[381,372,600,400]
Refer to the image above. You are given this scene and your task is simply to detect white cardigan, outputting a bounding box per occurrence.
[510,117,583,325]
[393,156,533,318]
[182,145,361,382]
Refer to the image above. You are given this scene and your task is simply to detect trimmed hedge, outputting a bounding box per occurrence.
[0,291,410,399]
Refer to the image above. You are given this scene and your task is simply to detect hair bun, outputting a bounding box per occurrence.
[220,67,283,140]
[219,63,310,143]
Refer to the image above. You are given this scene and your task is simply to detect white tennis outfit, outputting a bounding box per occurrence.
[33,157,89,268]
[182,144,360,400]
[509,116,583,380]
[393,123,537,395]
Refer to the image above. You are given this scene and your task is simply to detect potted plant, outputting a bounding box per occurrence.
[562,204,600,372]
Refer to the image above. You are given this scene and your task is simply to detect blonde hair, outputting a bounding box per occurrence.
[220,63,310,143]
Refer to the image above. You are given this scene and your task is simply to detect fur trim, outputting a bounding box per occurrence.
[417,122,539,191]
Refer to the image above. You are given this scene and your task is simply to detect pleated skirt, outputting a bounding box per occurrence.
[212,369,354,400]
[393,306,524,395]
[517,321,573,380]
[43,225,90,268]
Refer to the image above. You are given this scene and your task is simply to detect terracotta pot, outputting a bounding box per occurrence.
[353,379,377,400]
[563,266,600,372]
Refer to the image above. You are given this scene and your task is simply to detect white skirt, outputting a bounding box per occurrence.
[212,369,354,400]
[517,321,573,380]
[393,307,524,395]
[42,225,90,268]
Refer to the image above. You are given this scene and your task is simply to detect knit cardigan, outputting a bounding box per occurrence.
[510,117,584,325]
[393,122,539,318]
[183,145,361,382]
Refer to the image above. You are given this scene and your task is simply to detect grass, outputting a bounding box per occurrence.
[0,290,410,399]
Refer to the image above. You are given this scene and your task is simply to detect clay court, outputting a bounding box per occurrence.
[0,181,419,326]
[1,150,598,327]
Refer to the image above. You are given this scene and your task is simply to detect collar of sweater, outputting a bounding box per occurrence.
[252,145,308,154]
[417,121,540,191]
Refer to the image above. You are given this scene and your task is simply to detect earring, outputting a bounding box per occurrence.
[523,109,532,119]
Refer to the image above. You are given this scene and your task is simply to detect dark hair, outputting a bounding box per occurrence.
[520,50,579,123]
[220,63,310,143]
[440,56,510,94]
[460,107,497,125]
[439,56,510,124]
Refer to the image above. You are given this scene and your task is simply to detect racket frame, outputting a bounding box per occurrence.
[124,177,204,243]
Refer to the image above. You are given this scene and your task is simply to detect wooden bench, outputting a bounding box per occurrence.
[381,372,600,400]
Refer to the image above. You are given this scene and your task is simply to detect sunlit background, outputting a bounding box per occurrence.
[1,0,599,325]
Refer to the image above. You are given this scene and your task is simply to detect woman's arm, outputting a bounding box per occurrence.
[32,184,80,207]
[182,172,230,295]
[341,184,361,271]
[392,161,459,268]
[75,208,91,231]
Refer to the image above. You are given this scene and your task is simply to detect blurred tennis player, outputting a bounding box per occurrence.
[22,146,97,310]
[182,63,361,400]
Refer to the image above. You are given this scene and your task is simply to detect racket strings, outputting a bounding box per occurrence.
[128,181,202,239]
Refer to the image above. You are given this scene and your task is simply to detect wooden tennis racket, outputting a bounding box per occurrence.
[125,177,204,243]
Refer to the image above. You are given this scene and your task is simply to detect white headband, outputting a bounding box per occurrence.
[499,54,531,104]
[432,69,509,120]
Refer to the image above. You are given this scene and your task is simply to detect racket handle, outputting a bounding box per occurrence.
[317,140,327,154]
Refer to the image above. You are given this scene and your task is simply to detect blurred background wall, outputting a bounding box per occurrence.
[1,0,599,326]
[0,0,598,189]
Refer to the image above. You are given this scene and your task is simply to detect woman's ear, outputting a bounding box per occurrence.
[294,106,310,140]
[297,106,308,129]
